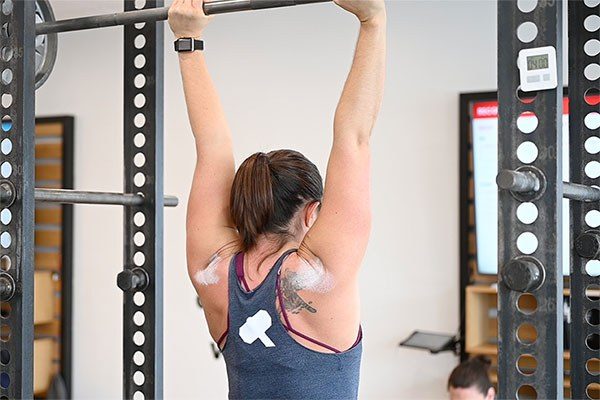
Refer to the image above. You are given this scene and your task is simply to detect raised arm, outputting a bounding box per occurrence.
[300,0,386,279]
[168,0,239,275]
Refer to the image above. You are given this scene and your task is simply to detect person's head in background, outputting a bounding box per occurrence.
[448,356,495,400]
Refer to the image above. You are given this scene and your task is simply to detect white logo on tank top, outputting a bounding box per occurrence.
[239,310,275,348]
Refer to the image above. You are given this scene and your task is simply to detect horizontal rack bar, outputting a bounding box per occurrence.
[36,0,331,35]
[0,186,178,207]
[497,169,600,202]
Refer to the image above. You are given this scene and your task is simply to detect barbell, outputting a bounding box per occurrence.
[22,0,331,90]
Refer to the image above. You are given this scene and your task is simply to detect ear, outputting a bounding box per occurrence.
[304,201,321,228]
[485,387,495,400]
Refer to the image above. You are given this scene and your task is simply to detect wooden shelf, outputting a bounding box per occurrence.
[34,338,54,395]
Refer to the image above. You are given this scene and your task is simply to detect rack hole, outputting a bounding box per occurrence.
[0,349,9,365]
[133,311,145,326]
[0,303,10,318]
[584,0,600,6]
[134,54,146,69]
[1,0,12,15]
[135,22,146,30]
[134,0,146,9]
[133,351,145,366]
[585,15,600,32]
[0,232,11,249]
[586,88,600,106]
[517,293,537,314]
[0,209,11,225]
[134,34,146,49]
[1,115,12,132]
[517,203,538,225]
[134,212,146,227]
[133,391,145,400]
[1,69,12,85]
[586,260,600,277]
[517,384,537,400]
[517,22,538,43]
[134,231,145,247]
[1,94,11,108]
[516,323,537,344]
[587,358,600,376]
[585,39,600,57]
[134,133,146,148]
[517,0,537,13]
[1,138,11,155]
[586,308,599,326]
[0,372,8,389]
[134,74,146,89]
[134,93,146,109]
[0,255,10,271]
[517,354,537,375]
[517,142,538,164]
[587,333,600,351]
[516,87,537,104]
[134,153,146,168]
[517,112,538,134]
[134,172,146,188]
[585,112,600,130]
[0,324,10,341]
[1,162,12,178]
[517,232,538,255]
[586,210,600,228]
[133,371,145,386]
[585,161,600,179]
[134,113,146,129]
[133,292,145,306]
[134,252,145,267]
[585,64,600,81]
[133,331,145,346]
[0,46,12,63]
[587,383,600,400]
[586,136,600,154]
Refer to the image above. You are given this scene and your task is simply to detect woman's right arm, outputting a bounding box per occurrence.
[300,0,386,281]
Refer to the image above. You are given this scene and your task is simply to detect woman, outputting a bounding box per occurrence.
[168,0,386,398]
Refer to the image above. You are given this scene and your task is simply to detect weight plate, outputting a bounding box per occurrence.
[35,0,57,90]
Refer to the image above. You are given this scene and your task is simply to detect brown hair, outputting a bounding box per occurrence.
[230,149,323,251]
[448,356,493,395]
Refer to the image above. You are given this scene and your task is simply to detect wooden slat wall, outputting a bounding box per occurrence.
[34,120,67,396]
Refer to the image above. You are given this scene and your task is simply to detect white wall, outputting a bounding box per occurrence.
[35,1,497,398]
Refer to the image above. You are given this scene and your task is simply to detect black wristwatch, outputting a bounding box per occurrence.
[174,38,204,52]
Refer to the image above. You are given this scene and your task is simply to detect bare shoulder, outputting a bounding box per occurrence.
[190,241,239,295]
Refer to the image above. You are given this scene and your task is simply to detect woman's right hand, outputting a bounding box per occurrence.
[334,0,386,23]
[168,0,211,39]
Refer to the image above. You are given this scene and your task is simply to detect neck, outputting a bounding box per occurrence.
[245,235,299,275]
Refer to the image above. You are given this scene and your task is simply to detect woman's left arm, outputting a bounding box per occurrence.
[169,0,239,275]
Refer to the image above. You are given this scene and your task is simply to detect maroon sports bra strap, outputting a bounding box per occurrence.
[235,252,251,292]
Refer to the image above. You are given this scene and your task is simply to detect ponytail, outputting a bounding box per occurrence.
[230,153,275,250]
[230,150,323,251]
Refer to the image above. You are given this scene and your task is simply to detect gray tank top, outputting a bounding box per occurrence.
[221,249,362,399]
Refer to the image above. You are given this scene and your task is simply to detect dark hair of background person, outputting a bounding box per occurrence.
[447,356,493,395]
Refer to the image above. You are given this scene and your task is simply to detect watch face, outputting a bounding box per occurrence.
[178,39,192,51]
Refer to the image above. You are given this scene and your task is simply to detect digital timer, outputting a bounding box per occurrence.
[518,46,558,92]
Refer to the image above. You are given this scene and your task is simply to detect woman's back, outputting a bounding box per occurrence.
[217,249,362,400]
